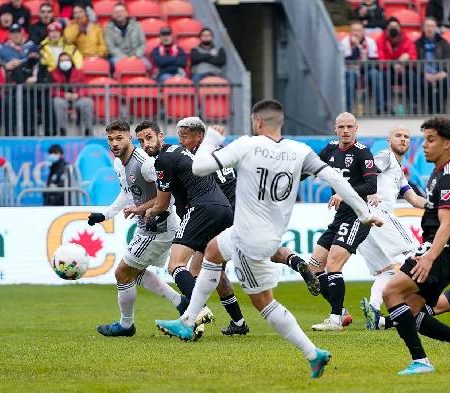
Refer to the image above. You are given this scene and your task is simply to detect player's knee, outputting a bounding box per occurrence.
[115,262,135,284]
[382,284,394,306]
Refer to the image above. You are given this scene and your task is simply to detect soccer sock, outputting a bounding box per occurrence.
[327,272,345,316]
[382,315,396,329]
[261,300,317,361]
[388,303,427,360]
[136,270,182,308]
[423,304,435,316]
[117,280,137,329]
[369,270,395,310]
[172,266,197,300]
[221,294,244,325]
[416,313,450,342]
[182,260,221,326]
[316,271,331,304]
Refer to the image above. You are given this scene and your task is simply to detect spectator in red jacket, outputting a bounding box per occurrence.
[51,52,94,136]
[0,12,13,43]
[376,17,417,113]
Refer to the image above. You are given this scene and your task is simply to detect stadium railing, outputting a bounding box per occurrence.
[0,81,241,137]
[345,59,450,117]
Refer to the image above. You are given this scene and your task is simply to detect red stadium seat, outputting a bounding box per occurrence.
[391,9,421,32]
[82,57,110,82]
[145,37,161,55]
[335,31,349,42]
[442,31,450,44]
[122,76,159,118]
[160,0,194,22]
[140,18,168,38]
[86,77,121,118]
[414,0,429,20]
[170,18,203,39]
[366,30,382,41]
[162,76,196,119]
[383,0,415,18]
[93,0,115,24]
[407,30,421,42]
[114,57,147,83]
[198,76,231,121]
[25,0,60,22]
[177,36,200,53]
[127,0,161,20]
[347,0,363,10]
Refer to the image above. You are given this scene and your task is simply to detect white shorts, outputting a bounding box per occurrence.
[124,228,175,270]
[217,226,280,294]
[358,207,418,275]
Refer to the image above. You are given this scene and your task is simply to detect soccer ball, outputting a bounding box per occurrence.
[52,243,89,280]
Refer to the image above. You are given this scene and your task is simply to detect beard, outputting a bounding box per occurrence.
[145,141,162,157]
[391,144,408,156]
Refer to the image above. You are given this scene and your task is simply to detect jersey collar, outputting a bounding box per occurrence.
[435,158,450,172]
[263,135,284,143]
[338,141,356,152]
[123,147,136,166]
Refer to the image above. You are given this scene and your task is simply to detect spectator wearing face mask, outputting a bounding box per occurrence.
[0,12,13,43]
[376,17,417,113]
[44,144,70,206]
[41,21,82,72]
[51,52,94,136]
[191,27,226,84]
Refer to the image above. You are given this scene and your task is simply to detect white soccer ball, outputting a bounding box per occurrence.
[52,243,89,280]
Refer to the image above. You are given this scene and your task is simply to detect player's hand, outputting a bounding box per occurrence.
[367,194,381,207]
[328,194,343,211]
[87,212,105,226]
[211,124,227,135]
[145,211,170,232]
[360,216,384,227]
[411,253,435,283]
[144,208,154,222]
[124,206,145,219]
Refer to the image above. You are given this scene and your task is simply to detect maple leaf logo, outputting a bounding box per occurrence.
[69,230,103,257]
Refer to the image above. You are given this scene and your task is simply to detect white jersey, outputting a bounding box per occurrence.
[213,135,327,260]
[374,149,410,213]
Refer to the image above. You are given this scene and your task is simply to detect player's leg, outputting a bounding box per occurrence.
[97,259,140,336]
[383,269,434,374]
[433,288,450,315]
[271,247,320,296]
[250,289,331,378]
[189,251,202,277]
[155,233,228,340]
[310,230,334,305]
[167,243,197,299]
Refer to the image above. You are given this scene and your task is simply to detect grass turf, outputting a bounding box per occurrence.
[1,282,449,393]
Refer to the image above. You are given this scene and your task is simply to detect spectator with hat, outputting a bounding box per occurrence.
[0,0,30,32]
[150,26,186,83]
[40,20,82,72]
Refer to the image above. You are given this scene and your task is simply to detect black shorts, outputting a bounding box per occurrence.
[400,246,450,307]
[173,204,233,253]
[317,210,371,254]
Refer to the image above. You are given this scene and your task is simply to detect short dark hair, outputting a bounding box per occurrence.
[349,20,364,27]
[424,16,438,24]
[106,119,130,133]
[199,27,213,36]
[251,99,284,115]
[48,144,63,155]
[421,117,450,139]
[385,16,400,28]
[135,120,161,135]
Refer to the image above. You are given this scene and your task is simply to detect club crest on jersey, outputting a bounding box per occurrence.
[129,173,136,183]
[365,160,374,169]
[441,190,450,201]
[345,156,353,167]
[429,178,437,193]
[157,171,164,180]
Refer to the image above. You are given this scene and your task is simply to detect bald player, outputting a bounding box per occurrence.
[359,126,427,329]
[309,112,379,331]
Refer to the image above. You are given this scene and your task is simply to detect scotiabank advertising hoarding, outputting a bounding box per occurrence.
[0,204,423,285]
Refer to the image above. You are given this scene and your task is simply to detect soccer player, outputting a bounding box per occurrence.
[136,120,238,336]
[359,126,427,329]
[88,120,187,337]
[382,117,450,375]
[177,117,320,335]
[155,99,382,378]
[310,112,378,331]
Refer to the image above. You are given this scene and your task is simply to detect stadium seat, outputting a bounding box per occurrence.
[407,30,421,42]
[383,0,414,18]
[370,139,390,155]
[82,57,110,82]
[198,76,231,121]
[160,0,194,22]
[122,76,159,118]
[145,37,161,55]
[162,76,196,120]
[25,0,54,22]
[170,18,203,39]
[86,77,121,119]
[88,167,120,205]
[390,9,421,32]
[75,144,112,187]
[114,57,147,83]
[139,18,169,38]
[127,0,161,20]
[414,0,429,20]
[177,36,200,54]
[93,0,115,24]
[442,31,450,44]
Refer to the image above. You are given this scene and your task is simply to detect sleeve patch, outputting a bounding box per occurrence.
[441,190,450,201]
[365,159,374,169]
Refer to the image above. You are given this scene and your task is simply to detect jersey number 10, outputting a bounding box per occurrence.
[257,167,294,202]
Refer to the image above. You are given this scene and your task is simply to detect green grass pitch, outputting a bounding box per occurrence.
[1,282,449,393]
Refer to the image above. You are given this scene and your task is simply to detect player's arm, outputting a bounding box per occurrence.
[145,190,171,218]
[403,188,426,208]
[352,149,378,197]
[192,127,243,176]
[145,154,173,219]
[302,150,381,226]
